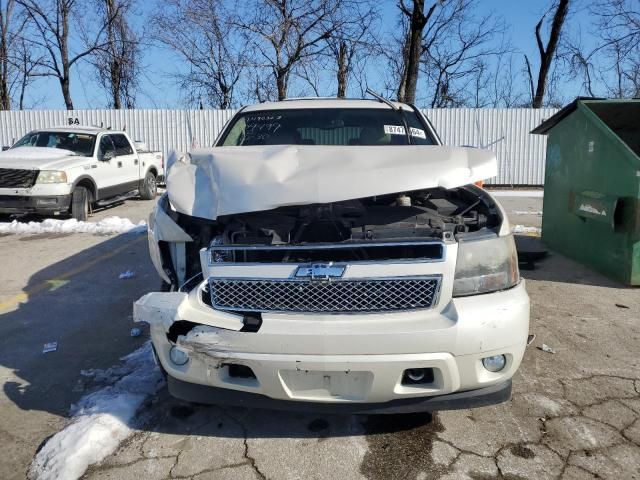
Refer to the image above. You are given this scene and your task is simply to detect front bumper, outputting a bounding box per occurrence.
[167,374,512,414]
[138,281,529,411]
[0,194,71,214]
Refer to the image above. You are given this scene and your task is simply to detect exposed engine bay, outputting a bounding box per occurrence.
[163,185,501,285]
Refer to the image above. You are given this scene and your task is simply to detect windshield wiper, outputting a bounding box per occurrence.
[366,88,412,145]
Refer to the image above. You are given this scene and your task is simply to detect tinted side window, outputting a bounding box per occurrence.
[99,135,116,158]
[111,134,133,156]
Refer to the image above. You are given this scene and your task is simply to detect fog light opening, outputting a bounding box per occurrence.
[227,364,256,379]
[169,346,189,366]
[402,368,435,385]
[482,355,506,372]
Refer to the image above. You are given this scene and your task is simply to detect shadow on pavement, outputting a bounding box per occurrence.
[519,240,633,289]
[0,232,153,418]
[144,390,434,440]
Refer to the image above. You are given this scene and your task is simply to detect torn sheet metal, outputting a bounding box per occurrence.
[166,145,498,220]
[151,195,193,243]
[176,325,245,367]
[133,291,244,331]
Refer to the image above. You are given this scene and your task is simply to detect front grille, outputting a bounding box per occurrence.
[0,168,38,188]
[209,276,441,313]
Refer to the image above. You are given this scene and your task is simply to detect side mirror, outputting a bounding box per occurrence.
[102,151,114,161]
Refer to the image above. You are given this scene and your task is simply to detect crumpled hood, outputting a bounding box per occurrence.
[166,145,497,220]
[0,146,80,170]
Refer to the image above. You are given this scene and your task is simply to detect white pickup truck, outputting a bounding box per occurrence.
[0,127,163,220]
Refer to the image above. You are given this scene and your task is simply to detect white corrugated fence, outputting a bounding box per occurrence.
[0,108,557,185]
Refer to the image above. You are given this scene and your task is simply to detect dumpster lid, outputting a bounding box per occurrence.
[531,97,606,135]
[532,97,640,158]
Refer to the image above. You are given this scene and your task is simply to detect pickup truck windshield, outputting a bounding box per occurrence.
[219,108,436,146]
[13,131,96,157]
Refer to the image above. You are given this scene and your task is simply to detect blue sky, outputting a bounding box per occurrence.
[23,0,593,110]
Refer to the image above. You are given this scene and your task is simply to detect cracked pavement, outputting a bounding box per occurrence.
[1,197,638,480]
[83,251,640,480]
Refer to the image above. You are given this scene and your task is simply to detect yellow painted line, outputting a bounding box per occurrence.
[0,235,147,313]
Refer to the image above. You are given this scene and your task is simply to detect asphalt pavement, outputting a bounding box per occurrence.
[0,192,638,480]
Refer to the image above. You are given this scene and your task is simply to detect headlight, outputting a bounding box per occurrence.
[453,233,519,297]
[36,170,67,184]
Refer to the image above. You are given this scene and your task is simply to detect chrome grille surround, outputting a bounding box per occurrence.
[208,276,442,314]
[0,168,39,188]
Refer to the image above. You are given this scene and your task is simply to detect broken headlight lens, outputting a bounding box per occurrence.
[453,233,519,297]
[210,235,232,263]
[36,170,67,184]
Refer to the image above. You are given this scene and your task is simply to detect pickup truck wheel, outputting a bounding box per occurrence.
[71,186,89,221]
[140,171,157,200]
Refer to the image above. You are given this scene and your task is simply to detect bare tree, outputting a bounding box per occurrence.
[396,0,437,104]
[91,0,139,108]
[235,0,341,101]
[153,0,244,109]
[590,0,640,97]
[420,1,508,108]
[566,34,596,97]
[0,0,14,109]
[326,1,379,98]
[12,36,43,109]
[524,0,570,108]
[488,54,527,108]
[17,0,118,109]
[249,71,277,103]
[0,0,21,109]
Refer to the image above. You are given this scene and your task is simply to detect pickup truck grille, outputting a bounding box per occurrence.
[0,168,39,188]
[208,276,441,313]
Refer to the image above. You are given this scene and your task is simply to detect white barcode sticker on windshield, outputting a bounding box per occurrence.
[384,125,406,135]
[384,125,427,139]
[410,127,426,139]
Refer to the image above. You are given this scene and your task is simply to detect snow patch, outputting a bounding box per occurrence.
[512,210,543,216]
[28,343,163,480]
[488,190,544,198]
[512,224,541,235]
[0,216,146,235]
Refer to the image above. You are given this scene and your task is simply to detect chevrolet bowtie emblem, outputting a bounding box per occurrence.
[294,263,346,280]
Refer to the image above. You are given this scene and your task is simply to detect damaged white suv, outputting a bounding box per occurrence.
[135,98,530,413]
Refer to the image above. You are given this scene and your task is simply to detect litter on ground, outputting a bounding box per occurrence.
[42,342,58,354]
[118,270,136,280]
[539,343,556,354]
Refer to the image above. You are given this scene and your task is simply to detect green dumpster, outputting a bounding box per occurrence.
[531,98,640,285]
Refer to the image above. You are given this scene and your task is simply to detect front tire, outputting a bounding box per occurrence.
[140,171,157,200]
[71,186,89,221]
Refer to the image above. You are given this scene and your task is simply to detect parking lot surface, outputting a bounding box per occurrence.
[1,193,639,480]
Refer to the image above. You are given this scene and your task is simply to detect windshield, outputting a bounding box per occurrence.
[218,108,436,146]
[13,131,96,157]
